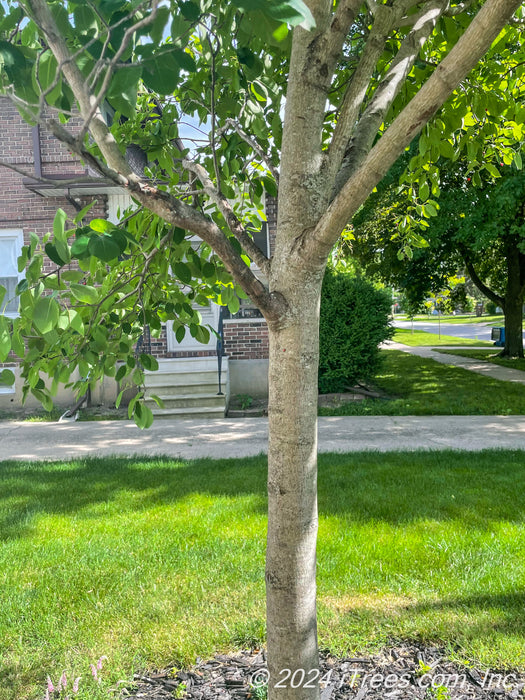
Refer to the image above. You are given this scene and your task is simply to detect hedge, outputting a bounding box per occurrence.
[318,271,393,393]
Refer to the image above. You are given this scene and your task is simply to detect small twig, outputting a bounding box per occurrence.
[182,158,271,276]
[216,118,280,186]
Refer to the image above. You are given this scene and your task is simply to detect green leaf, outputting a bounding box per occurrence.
[70,283,99,304]
[140,353,159,371]
[115,388,125,408]
[71,236,91,258]
[90,218,116,233]
[202,261,216,280]
[74,4,98,33]
[0,40,27,81]
[485,163,501,179]
[273,22,289,41]
[0,368,15,387]
[107,66,142,118]
[11,324,24,357]
[0,285,5,310]
[148,393,165,409]
[45,243,65,266]
[53,209,68,242]
[439,140,455,160]
[180,1,200,21]
[423,202,438,217]
[115,365,127,383]
[34,50,59,93]
[110,229,130,254]
[142,51,180,94]
[134,401,154,430]
[514,152,523,170]
[175,325,186,343]
[173,262,192,285]
[173,227,186,244]
[57,308,84,335]
[74,200,97,224]
[61,270,85,283]
[232,0,315,29]
[33,296,60,334]
[227,296,240,315]
[0,316,11,362]
[88,234,121,262]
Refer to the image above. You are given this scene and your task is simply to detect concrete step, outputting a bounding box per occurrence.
[143,357,228,419]
[145,382,221,396]
[144,369,224,388]
[145,393,226,409]
[151,405,226,419]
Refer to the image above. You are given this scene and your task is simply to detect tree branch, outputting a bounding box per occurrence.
[217,118,280,186]
[462,255,505,307]
[326,3,398,184]
[306,0,523,264]
[22,0,284,321]
[77,1,160,143]
[182,159,271,277]
[332,0,447,193]
[278,0,362,229]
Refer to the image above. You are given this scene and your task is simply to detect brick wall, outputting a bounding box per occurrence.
[0,98,278,366]
[0,98,106,264]
[223,320,269,360]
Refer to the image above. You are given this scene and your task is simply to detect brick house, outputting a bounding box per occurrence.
[0,97,272,416]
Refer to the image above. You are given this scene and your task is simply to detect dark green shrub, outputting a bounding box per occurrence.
[318,271,393,393]
[485,300,498,315]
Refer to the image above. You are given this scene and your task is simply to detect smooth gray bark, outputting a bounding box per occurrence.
[266,266,325,700]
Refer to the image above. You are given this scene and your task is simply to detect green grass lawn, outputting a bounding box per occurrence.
[2,451,525,700]
[319,350,525,416]
[393,328,494,346]
[396,314,506,325]
[434,348,525,372]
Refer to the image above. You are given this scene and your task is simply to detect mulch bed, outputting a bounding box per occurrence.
[121,644,525,699]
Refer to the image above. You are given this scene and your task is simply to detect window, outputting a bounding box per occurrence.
[252,222,269,259]
[0,229,24,317]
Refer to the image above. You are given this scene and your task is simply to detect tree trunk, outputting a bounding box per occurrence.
[266,268,325,700]
[502,247,524,358]
[502,295,524,358]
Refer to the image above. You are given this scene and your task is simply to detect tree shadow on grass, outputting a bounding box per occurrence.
[0,449,525,540]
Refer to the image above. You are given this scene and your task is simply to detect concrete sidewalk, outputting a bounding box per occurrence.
[1,415,525,461]
[386,341,525,384]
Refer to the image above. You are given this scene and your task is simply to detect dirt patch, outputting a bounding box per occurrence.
[228,389,382,417]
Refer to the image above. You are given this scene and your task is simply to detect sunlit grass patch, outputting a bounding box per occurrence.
[393,329,493,346]
[319,350,525,415]
[2,451,525,698]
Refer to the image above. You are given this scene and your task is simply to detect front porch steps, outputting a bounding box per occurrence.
[144,357,228,419]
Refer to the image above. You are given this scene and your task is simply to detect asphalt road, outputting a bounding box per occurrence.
[393,319,504,341]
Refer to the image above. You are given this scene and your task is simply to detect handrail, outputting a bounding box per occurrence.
[216,305,226,395]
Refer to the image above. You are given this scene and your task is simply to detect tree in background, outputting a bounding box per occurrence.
[0,1,524,697]
[352,160,525,357]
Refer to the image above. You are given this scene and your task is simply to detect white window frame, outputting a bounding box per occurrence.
[0,228,24,318]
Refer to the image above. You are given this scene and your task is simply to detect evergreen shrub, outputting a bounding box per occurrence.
[318,271,393,393]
